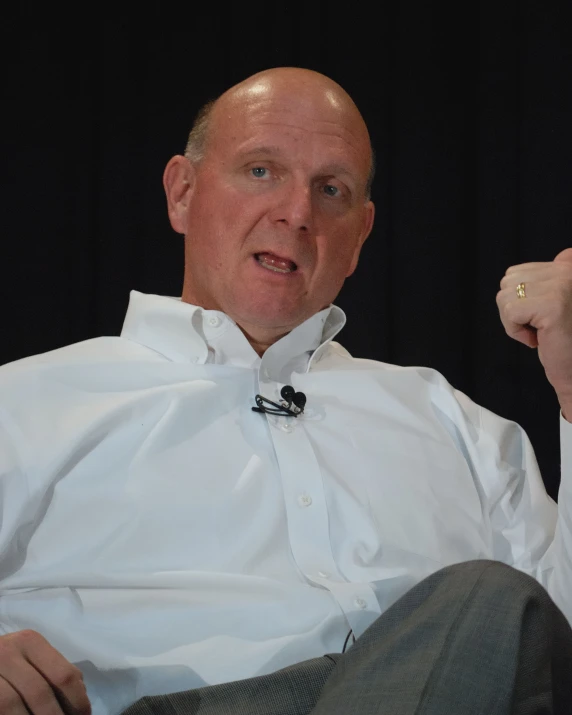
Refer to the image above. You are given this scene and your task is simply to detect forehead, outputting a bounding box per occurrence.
[209,92,371,174]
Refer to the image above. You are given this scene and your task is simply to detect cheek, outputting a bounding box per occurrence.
[188,191,260,250]
[317,231,361,278]
[184,205,229,263]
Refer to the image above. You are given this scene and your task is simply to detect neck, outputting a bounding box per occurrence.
[237,323,290,357]
[180,287,294,357]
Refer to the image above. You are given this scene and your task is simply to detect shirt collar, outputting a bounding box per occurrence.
[120,291,346,379]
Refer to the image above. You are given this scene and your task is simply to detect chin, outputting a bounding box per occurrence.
[236,303,313,332]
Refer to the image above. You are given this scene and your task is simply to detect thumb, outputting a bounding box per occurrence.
[554,247,572,264]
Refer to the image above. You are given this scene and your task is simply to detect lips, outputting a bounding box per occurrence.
[255,252,298,273]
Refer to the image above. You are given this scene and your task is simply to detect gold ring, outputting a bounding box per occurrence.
[516,282,526,299]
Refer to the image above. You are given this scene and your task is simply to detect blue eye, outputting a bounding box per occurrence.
[251,167,268,178]
[323,184,339,197]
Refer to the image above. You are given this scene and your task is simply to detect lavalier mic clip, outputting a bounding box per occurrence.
[252,385,307,418]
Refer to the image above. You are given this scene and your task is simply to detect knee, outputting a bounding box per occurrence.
[443,559,549,598]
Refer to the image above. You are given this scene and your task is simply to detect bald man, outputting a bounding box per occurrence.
[0,68,571,715]
[165,67,374,355]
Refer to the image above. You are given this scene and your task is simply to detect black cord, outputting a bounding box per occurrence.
[341,629,356,653]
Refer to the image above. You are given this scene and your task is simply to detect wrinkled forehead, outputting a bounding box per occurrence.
[209,81,372,172]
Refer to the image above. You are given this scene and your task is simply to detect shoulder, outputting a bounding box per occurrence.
[315,339,454,384]
[0,336,160,404]
[318,343,539,460]
[0,336,159,374]
[314,340,483,426]
[1,336,156,369]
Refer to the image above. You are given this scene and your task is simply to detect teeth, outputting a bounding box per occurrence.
[256,255,293,273]
[263,264,291,274]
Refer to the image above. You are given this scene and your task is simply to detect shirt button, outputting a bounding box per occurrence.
[298,494,312,507]
[354,597,367,610]
[281,422,294,433]
[207,316,221,327]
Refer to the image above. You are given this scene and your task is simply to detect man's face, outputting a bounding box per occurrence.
[170,80,374,337]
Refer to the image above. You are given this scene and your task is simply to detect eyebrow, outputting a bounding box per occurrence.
[238,146,358,181]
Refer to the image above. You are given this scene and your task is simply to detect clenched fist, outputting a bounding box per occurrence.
[497,248,572,420]
[0,630,91,714]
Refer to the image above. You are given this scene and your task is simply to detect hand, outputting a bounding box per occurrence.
[497,248,572,419]
[0,630,91,714]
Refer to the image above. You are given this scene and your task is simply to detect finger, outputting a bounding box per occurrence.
[497,311,538,347]
[500,266,556,290]
[0,666,64,714]
[495,292,552,347]
[502,260,572,287]
[496,276,557,304]
[505,323,538,348]
[0,676,29,714]
[25,658,90,715]
[15,632,90,714]
[505,261,553,274]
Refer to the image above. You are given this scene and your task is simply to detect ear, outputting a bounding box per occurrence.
[163,155,196,235]
[346,200,375,277]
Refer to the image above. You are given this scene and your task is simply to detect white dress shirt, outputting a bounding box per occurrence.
[0,290,570,715]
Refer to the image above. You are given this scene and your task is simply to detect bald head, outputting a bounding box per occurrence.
[165,65,376,351]
[185,68,375,198]
[219,68,366,125]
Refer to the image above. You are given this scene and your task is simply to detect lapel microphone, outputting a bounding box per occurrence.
[252,385,307,418]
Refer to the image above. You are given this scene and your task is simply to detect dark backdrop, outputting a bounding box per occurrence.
[2,4,571,500]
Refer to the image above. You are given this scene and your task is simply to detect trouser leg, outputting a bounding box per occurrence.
[313,559,572,715]
[120,655,334,715]
[122,560,572,715]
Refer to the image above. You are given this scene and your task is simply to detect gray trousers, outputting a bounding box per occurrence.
[122,560,572,714]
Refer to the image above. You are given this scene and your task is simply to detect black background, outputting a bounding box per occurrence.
[2,3,571,500]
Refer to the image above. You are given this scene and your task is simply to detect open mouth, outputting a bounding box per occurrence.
[254,252,298,274]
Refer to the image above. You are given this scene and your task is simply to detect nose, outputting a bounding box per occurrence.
[268,180,313,233]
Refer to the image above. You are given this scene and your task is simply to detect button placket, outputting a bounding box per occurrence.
[268,412,342,589]
[326,581,382,639]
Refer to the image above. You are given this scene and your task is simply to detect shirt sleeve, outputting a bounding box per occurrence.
[0,405,37,587]
[475,403,572,626]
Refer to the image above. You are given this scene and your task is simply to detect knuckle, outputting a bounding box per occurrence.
[52,664,83,688]
[0,629,44,659]
[16,628,43,641]
[9,628,44,645]
[504,301,518,320]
